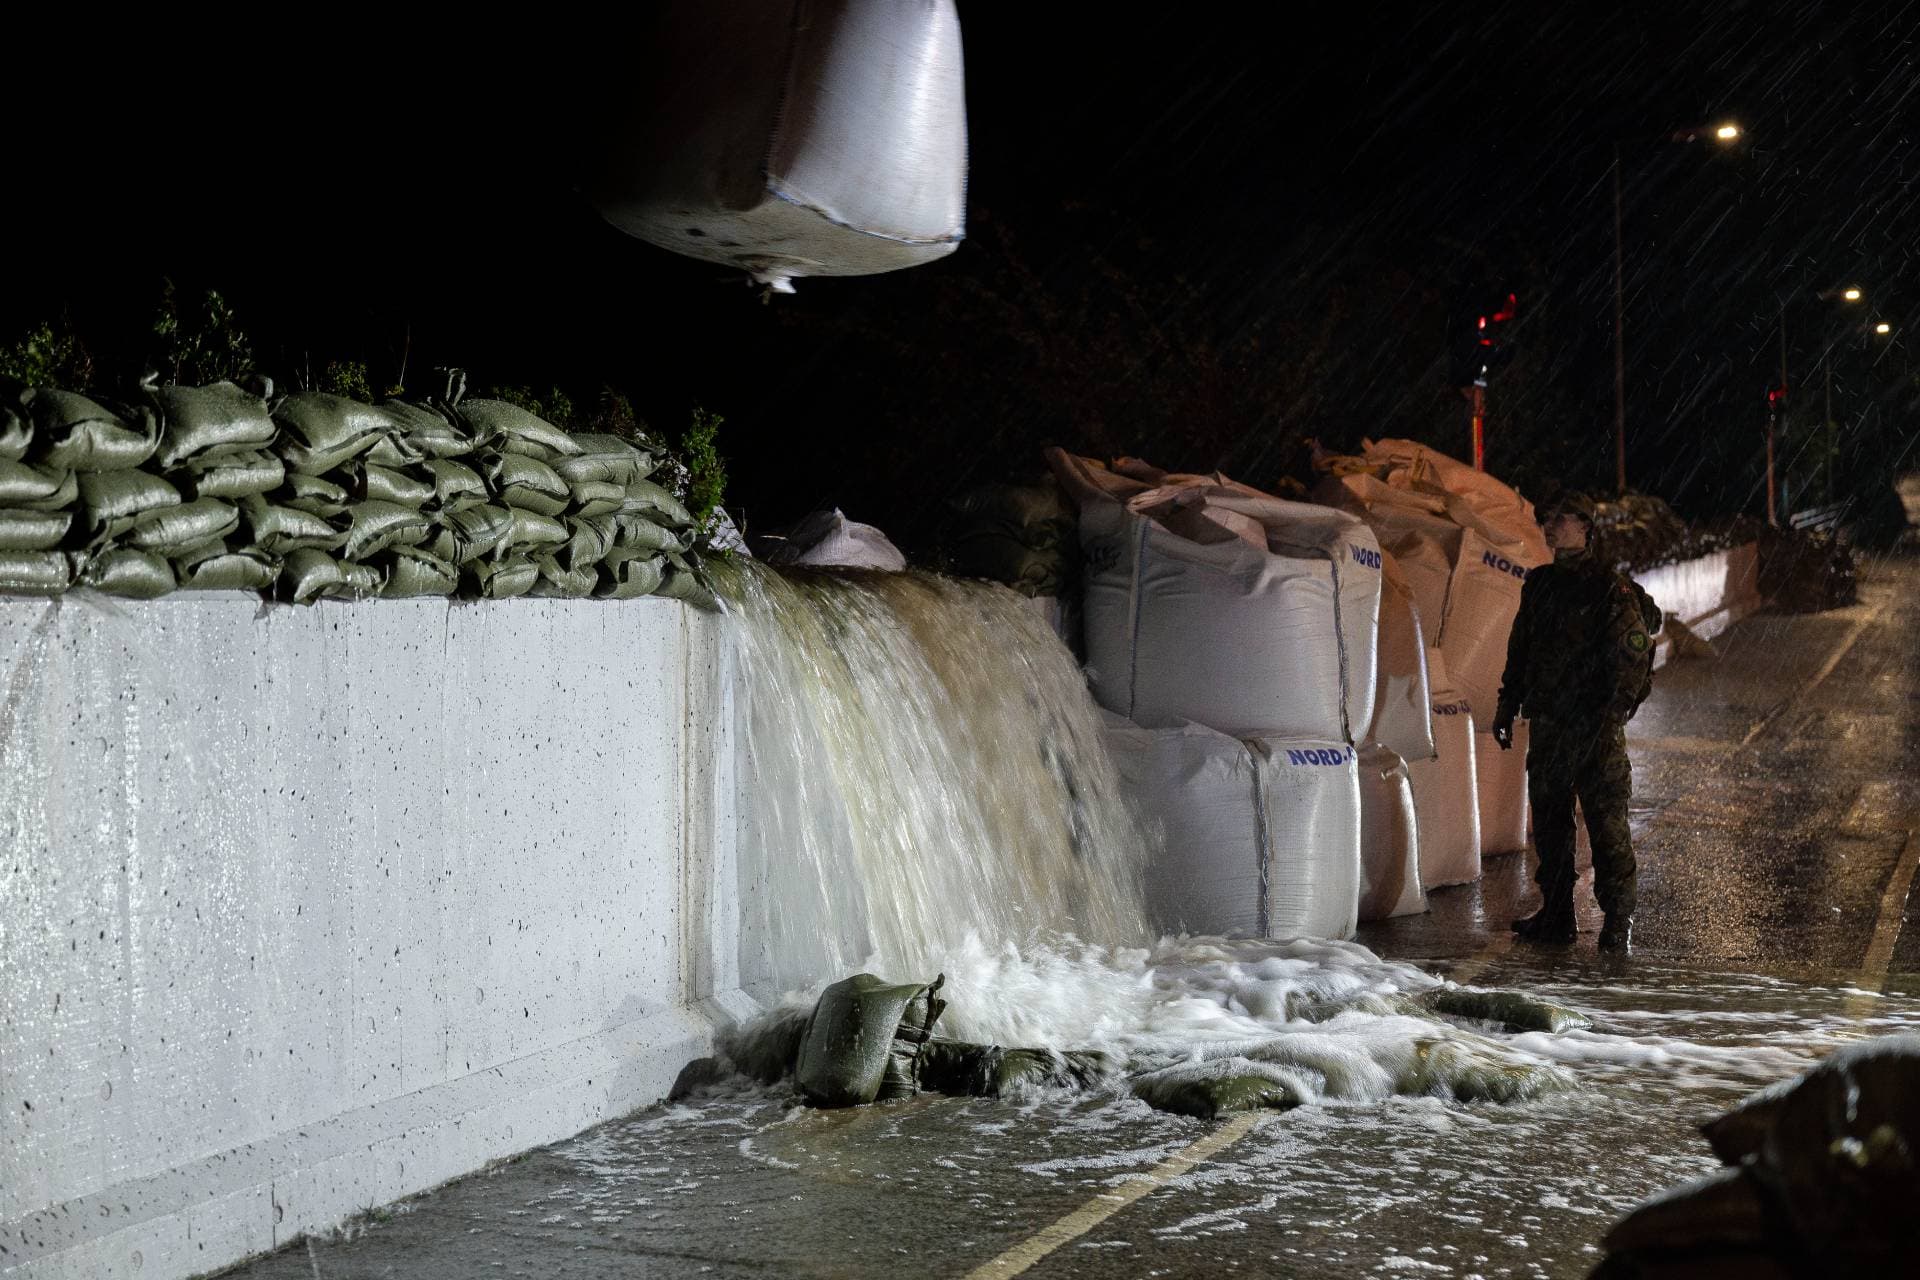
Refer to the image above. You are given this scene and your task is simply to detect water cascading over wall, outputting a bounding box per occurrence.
[718,563,1151,1000]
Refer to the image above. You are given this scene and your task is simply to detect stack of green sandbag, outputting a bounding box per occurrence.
[944,478,1078,597]
[0,379,719,609]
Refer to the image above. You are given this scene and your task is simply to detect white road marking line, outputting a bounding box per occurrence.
[961,1111,1267,1279]
[1842,824,1920,1027]
[1740,602,1884,746]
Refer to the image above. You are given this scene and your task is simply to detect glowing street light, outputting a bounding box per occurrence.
[1876,322,1892,335]
[1714,123,1741,141]
[1844,287,1863,301]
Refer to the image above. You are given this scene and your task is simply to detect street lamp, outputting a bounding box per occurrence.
[1775,289,1871,520]
[1876,321,1893,335]
[1614,121,1742,495]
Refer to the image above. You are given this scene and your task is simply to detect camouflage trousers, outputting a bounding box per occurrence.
[1526,715,1637,919]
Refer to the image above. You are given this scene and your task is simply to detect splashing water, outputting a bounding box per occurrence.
[721,563,1149,995]
[714,562,1840,1105]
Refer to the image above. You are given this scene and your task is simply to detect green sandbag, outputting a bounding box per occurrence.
[274,472,349,517]
[460,557,538,599]
[127,499,240,553]
[76,470,182,537]
[949,536,1068,597]
[370,400,474,463]
[415,458,488,511]
[559,515,616,569]
[174,542,278,591]
[1423,989,1593,1035]
[564,479,626,517]
[443,503,516,563]
[1131,1071,1302,1120]
[276,548,345,604]
[176,449,285,499]
[609,512,683,555]
[0,406,29,461]
[22,388,160,471]
[72,547,175,598]
[337,501,432,560]
[421,527,458,563]
[919,1040,1115,1098]
[618,478,694,528]
[272,392,395,473]
[594,555,664,600]
[554,433,656,486]
[498,506,569,554]
[153,382,277,468]
[239,495,344,554]
[1397,1037,1572,1103]
[458,398,583,460]
[0,550,72,595]
[0,459,79,510]
[529,554,597,598]
[333,459,435,507]
[481,452,571,516]
[324,558,388,600]
[656,565,720,611]
[379,546,458,597]
[0,508,72,551]
[794,973,946,1108]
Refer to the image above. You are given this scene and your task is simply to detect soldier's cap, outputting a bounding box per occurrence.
[1542,490,1597,527]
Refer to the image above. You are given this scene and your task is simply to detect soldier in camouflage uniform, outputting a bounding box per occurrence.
[1492,491,1660,951]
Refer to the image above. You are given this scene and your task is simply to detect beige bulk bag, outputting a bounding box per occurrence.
[1410,652,1482,889]
[1371,550,1435,763]
[1475,719,1531,856]
[1357,743,1425,920]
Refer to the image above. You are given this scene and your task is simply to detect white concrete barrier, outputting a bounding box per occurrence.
[1631,542,1762,670]
[0,594,739,1279]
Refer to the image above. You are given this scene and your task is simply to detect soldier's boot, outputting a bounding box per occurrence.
[1512,903,1576,945]
[1598,915,1633,952]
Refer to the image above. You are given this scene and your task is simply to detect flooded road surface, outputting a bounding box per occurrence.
[225,554,1920,1279]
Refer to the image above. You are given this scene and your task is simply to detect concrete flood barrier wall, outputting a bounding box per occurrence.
[0,594,739,1280]
[1631,543,1762,670]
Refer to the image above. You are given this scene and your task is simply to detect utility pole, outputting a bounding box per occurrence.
[1613,143,1627,496]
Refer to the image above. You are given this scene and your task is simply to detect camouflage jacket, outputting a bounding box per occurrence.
[1495,547,1661,727]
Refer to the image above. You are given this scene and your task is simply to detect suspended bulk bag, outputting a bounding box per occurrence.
[1050,449,1373,742]
[1438,527,1547,725]
[766,507,907,570]
[589,0,967,293]
[1475,719,1530,856]
[1101,716,1361,940]
[1410,657,1482,889]
[1372,550,1434,763]
[1357,743,1425,921]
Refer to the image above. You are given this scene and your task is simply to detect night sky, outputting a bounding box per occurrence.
[10,2,1918,550]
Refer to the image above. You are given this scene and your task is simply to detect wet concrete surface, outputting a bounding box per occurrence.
[221,552,1920,1279]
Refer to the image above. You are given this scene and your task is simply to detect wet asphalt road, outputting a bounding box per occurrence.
[222,552,1920,1280]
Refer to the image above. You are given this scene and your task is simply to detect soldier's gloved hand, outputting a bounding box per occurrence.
[1491,715,1514,751]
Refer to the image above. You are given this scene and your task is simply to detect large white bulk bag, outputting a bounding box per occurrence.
[589,0,968,293]
[1437,527,1546,724]
[1475,719,1530,856]
[1051,450,1379,742]
[1357,744,1426,920]
[1409,662,1481,889]
[1371,551,1434,763]
[1101,716,1360,940]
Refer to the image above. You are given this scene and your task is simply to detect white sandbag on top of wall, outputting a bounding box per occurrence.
[1475,719,1530,856]
[1372,550,1434,763]
[1101,714,1361,940]
[1050,449,1380,742]
[589,0,968,293]
[1357,743,1426,921]
[766,509,907,571]
[1409,653,1481,889]
[1314,471,1460,633]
